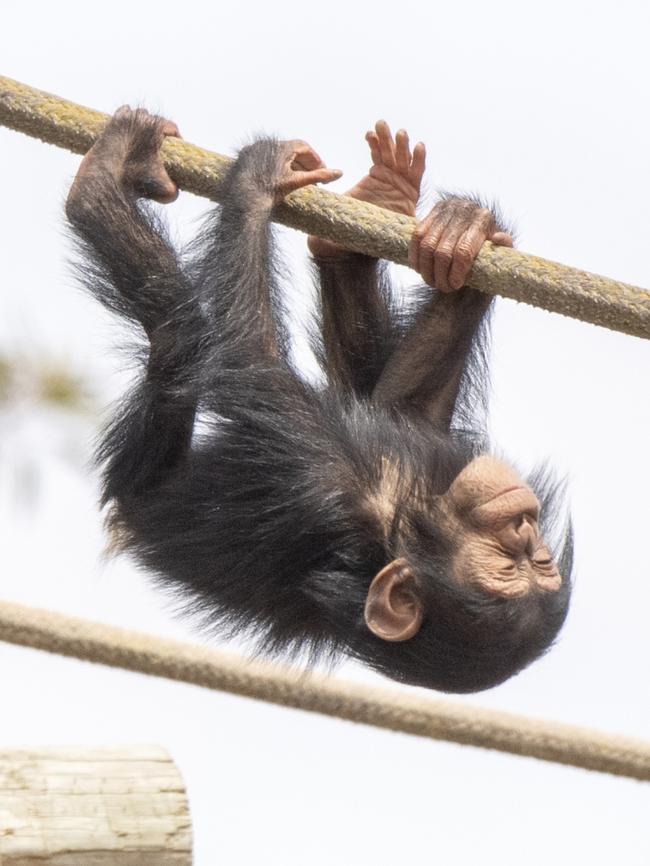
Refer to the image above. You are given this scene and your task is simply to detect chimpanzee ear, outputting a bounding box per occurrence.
[364,558,423,642]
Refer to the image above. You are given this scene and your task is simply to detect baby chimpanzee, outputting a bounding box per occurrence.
[66,109,572,693]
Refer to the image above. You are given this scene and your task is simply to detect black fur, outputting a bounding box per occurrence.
[67,118,573,693]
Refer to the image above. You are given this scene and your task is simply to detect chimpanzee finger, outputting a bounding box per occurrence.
[303,168,343,185]
[161,120,181,139]
[409,142,426,189]
[112,105,134,124]
[290,143,326,171]
[491,231,514,247]
[366,131,383,166]
[395,129,411,175]
[408,209,435,271]
[375,120,397,169]
[411,203,452,287]
[445,209,494,289]
[280,168,343,197]
[446,227,487,290]
[140,176,179,204]
[433,218,471,292]
[137,115,181,204]
[144,122,182,203]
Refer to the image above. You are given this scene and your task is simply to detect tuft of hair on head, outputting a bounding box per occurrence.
[525,462,574,584]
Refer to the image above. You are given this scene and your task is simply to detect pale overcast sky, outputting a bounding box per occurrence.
[1,1,650,863]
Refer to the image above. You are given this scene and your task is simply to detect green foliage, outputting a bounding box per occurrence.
[37,366,89,410]
[0,356,12,404]
[0,353,94,412]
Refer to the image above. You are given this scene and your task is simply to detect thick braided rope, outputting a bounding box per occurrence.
[1,75,649,340]
[1,600,649,782]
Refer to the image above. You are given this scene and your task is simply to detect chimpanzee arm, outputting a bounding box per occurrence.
[66,108,204,500]
[311,255,398,397]
[308,121,425,397]
[190,145,289,368]
[372,196,514,429]
[372,286,494,429]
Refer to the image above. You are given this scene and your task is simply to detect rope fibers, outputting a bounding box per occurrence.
[1,599,649,782]
[1,74,648,339]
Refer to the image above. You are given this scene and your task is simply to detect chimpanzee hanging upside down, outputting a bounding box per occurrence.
[66,108,572,693]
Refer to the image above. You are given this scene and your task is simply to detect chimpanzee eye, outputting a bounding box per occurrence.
[532,553,556,573]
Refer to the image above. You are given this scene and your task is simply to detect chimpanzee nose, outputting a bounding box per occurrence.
[518,518,537,556]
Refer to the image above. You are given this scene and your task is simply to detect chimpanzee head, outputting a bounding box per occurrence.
[352,455,573,692]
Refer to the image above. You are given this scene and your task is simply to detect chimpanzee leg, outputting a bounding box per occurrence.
[66,108,205,502]
[193,141,317,373]
[67,128,345,600]
[311,255,400,398]
[188,139,346,423]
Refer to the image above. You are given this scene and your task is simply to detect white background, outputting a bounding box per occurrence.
[1,1,650,862]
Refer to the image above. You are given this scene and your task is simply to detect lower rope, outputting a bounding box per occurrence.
[0,599,649,781]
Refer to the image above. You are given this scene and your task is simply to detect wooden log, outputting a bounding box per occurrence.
[0,745,192,865]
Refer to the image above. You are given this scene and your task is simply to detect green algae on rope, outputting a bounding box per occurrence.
[1,74,649,339]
